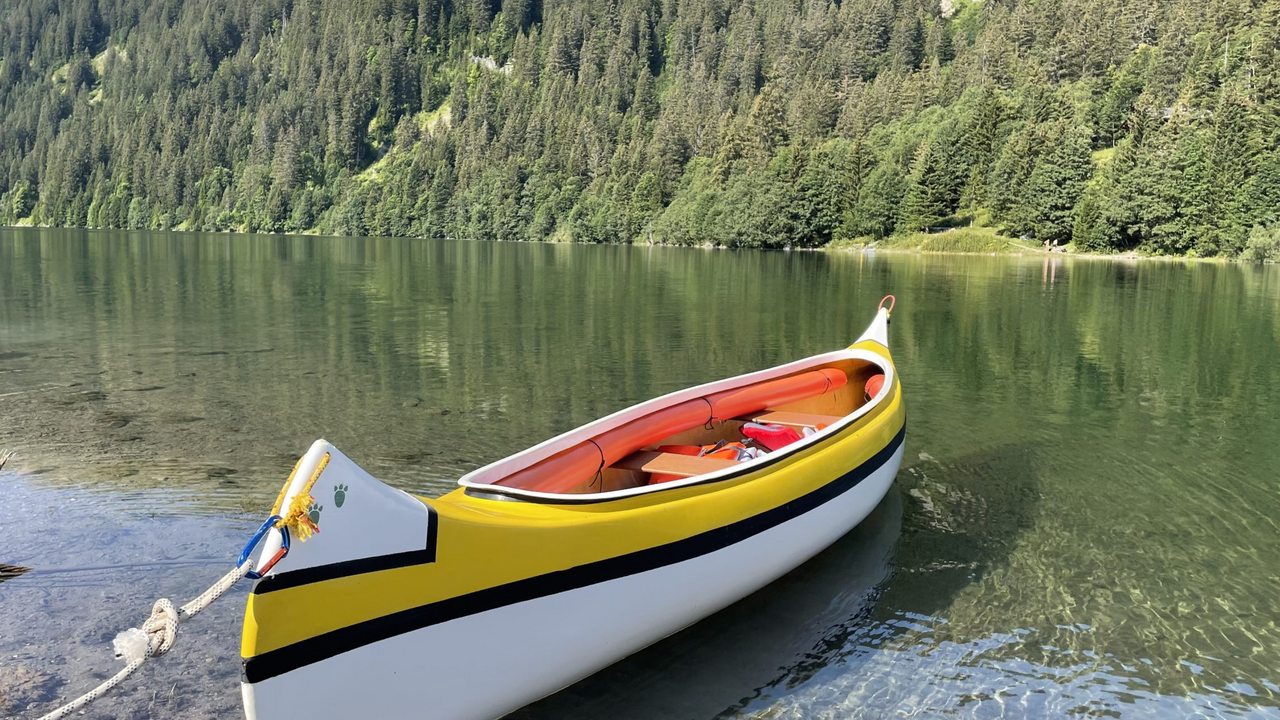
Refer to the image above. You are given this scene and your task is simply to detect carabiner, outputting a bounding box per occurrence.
[239,515,291,580]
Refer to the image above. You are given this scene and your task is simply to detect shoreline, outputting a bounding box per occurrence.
[826,243,1243,264]
[1,223,1267,264]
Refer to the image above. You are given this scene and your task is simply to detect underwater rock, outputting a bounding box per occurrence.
[0,662,55,712]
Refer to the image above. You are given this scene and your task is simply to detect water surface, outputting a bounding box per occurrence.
[1,228,1278,718]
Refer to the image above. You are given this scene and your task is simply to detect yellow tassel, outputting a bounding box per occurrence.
[279,492,320,542]
[272,452,329,543]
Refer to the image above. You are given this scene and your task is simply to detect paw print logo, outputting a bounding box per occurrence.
[334,484,349,508]
[308,502,323,525]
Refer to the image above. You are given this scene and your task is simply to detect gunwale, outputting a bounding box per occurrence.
[459,344,895,503]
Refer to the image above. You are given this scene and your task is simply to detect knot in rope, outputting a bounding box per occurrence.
[141,598,179,657]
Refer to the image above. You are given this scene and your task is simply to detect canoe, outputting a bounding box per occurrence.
[239,301,906,720]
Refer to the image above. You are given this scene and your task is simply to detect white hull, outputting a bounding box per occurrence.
[243,442,903,720]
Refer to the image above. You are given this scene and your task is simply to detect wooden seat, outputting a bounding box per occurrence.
[750,411,845,429]
[612,451,741,478]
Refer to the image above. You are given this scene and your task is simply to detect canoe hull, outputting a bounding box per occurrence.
[242,434,903,720]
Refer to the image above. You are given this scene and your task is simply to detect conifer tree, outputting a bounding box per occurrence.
[748,83,789,158]
[899,142,950,233]
[1021,123,1095,245]
[629,171,662,242]
[848,164,906,239]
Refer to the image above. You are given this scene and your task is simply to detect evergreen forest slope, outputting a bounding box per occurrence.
[2,0,1279,258]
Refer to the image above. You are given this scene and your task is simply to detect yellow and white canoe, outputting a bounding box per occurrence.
[240,302,905,720]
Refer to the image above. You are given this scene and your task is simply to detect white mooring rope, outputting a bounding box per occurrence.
[36,559,254,720]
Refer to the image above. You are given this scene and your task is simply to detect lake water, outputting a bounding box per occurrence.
[1,228,1278,719]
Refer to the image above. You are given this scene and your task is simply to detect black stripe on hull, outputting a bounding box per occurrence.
[243,422,906,684]
[252,504,439,595]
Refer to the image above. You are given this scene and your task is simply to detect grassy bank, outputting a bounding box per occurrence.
[821,225,1275,262]
[827,227,1021,255]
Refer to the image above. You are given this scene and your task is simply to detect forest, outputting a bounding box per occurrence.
[1,0,1278,259]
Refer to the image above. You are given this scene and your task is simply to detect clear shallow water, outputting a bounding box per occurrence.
[1,228,1278,719]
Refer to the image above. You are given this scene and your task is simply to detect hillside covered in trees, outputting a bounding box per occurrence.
[2,0,1279,258]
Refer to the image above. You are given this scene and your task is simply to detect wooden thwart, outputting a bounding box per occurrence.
[612,451,741,478]
[750,411,845,428]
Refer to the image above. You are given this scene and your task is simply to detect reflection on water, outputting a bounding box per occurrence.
[1,228,1279,719]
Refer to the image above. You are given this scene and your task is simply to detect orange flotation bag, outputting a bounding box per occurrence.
[706,368,846,421]
[593,400,712,467]
[498,442,608,494]
[864,373,885,401]
[498,400,713,493]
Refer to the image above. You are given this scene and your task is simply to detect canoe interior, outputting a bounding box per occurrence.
[496,357,885,496]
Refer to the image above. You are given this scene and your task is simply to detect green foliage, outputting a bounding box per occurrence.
[1241,226,1280,263]
[987,123,1042,235]
[9,182,35,220]
[629,172,663,243]
[846,164,908,240]
[794,141,860,248]
[0,0,1277,258]
[1020,123,1095,245]
[1093,48,1155,148]
[1072,186,1109,252]
[899,142,952,233]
